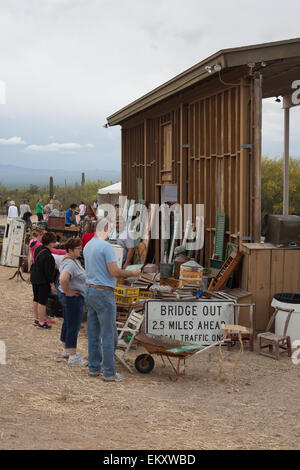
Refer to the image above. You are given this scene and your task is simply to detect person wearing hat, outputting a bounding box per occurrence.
[7,201,18,218]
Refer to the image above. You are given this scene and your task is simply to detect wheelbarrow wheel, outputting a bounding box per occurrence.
[135,354,155,374]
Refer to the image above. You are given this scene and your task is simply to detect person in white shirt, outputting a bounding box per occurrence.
[7,201,18,218]
[20,200,31,218]
[79,201,86,221]
[109,216,135,269]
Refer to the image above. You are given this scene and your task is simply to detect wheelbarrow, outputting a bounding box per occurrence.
[134,333,220,381]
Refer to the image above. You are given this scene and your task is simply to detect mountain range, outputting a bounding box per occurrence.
[0,164,120,188]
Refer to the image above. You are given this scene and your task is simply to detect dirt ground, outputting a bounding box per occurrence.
[0,264,300,450]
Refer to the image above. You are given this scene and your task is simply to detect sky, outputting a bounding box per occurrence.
[0,0,300,172]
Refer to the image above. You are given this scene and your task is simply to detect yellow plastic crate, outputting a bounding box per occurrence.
[139,290,154,300]
[115,295,139,305]
[114,286,140,297]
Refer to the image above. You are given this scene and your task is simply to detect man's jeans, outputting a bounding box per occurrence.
[85,286,118,377]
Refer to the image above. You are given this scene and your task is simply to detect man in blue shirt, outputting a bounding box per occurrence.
[84,220,140,382]
[65,204,77,225]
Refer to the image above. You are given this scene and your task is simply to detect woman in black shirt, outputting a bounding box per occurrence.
[30,232,57,329]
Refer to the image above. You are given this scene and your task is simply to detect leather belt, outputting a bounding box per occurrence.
[87,284,114,292]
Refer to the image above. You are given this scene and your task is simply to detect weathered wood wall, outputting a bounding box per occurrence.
[121,68,257,264]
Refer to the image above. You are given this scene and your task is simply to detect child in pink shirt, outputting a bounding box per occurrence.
[29,228,66,263]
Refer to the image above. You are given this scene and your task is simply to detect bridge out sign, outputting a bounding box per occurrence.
[145,300,236,345]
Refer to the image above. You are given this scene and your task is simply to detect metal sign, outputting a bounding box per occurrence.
[146,300,236,345]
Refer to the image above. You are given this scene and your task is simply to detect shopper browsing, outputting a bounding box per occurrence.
[7,201,18,218]
[36,199,44,222]
[30,232,58,329]
[79,201,86,221]
[84,219,140,382]
[19,200,31,218]
[58,238,87,367]
[65,204,78,226]
[29,227,66,325]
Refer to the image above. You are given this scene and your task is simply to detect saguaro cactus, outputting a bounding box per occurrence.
[49,176,54,199]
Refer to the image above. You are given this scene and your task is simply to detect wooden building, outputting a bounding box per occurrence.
[106,38,300,328]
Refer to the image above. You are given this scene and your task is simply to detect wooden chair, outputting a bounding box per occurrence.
[219,324,247,378]
[115,309,144,373]
[226,303,255,352]
[257,307,294,360]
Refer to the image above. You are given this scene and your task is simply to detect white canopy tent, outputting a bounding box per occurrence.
[97,182,121,195]
[97,182,121,210]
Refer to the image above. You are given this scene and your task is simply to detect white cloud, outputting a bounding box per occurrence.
[25,142,94,152]
[0,136,27,145]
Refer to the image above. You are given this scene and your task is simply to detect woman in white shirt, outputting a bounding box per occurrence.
[7,201,18,218]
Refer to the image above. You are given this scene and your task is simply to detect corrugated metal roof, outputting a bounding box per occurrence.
[106,37,300,126]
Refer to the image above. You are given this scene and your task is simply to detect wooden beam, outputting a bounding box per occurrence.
[283,107,290,216]
[239,78,251,243]
[179,103,188,209]
[253,73,262,242]
[144,119,147,201]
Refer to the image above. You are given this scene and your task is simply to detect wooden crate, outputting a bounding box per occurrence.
[160,277,180,291]
[47,217,65,230]
[240,243,300,330]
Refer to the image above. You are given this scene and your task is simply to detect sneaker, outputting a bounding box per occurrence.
[62,349,69,359]
[89,370,101,377]
[102,372,123,382]
[34,319,39,326]
[45,317,55,324]
[37,322,52,329]
[68,353,88,367]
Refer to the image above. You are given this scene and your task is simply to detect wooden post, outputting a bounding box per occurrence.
[179,103,188,248]
[144,119,147,202]
[253,73,262,242]
[283,107,290,216]
[239,79,251,245]
[179,103,188,211]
